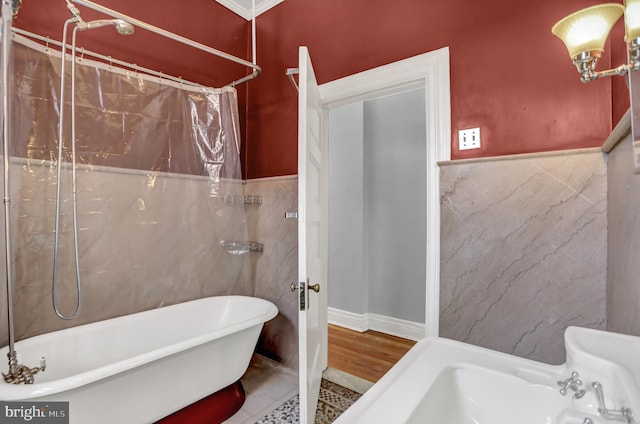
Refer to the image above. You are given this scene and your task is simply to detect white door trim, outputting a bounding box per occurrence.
[319,47,450,337]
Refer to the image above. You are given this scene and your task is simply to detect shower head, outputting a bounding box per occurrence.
[78,19,135,35]
[112,19,135,36]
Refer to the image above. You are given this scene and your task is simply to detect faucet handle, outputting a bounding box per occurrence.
[570,371,583,385]
[591,381,635,423]
[558,371,585,398]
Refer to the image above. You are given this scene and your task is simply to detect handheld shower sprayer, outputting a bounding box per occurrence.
[64,1,135,35]
[51,3,134,324]
[112,19,135,36]
[76,19,135,35]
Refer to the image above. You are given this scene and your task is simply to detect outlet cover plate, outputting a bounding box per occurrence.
[459,128,481,150]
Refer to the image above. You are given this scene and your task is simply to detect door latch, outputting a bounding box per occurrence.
[290,280,320,310]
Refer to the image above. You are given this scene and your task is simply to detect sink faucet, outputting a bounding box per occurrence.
[558,371,586,399]
[591,381,635,424]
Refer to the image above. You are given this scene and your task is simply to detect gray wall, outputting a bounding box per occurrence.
[439,149,607,365]
[245,177,299,368]
[328,88,426,323]
[328,103,367,314]
[607,133,640,336]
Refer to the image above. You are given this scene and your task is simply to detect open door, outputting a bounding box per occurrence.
[296,46,328,424]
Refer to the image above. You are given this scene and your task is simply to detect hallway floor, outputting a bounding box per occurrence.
[328,324,416,382]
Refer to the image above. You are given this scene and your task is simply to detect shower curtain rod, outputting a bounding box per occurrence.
[71,0,261,87]
[12,28,205,88]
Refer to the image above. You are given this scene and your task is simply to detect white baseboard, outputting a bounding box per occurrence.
[327,308,369,332]
[328,307,425,341]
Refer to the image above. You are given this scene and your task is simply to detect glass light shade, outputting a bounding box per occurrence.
[552,4,624,58]
[625,0,640,40]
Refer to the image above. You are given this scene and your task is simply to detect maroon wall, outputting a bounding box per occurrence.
[245,0,623,178]
[14,0,252,173]
[14,1,628,179]
[14,0,249,87]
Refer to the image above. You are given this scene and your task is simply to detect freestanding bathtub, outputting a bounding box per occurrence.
[0,295,278,423]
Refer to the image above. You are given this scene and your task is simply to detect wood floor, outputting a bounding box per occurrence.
[327,324,416,383]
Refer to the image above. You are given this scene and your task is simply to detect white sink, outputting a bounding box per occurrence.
[334,327,640,424]
[407,365,604,423]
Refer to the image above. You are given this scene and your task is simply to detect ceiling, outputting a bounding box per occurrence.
[215,0,284,20]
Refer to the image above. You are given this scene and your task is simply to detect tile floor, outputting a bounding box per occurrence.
[223,354,299,424]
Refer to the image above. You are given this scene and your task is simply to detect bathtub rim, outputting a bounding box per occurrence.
[0,295,277,400]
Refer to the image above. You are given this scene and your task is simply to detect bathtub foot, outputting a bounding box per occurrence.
[156,380,246,424]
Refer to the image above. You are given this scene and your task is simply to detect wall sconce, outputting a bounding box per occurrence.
[552,2,640,83]
[554,1,640,173]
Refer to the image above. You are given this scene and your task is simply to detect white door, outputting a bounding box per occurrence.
[297,46,328,424]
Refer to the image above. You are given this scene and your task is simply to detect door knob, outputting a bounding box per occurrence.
[290,282,320,293]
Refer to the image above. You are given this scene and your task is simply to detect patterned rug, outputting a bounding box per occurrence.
[256,379,362,424]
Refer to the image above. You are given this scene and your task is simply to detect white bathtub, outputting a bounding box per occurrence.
[0,295,278,423]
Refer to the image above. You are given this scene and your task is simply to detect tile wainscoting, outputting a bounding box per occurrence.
[244,176,299,370]
[0,161,251,344]
[439,148,607,365]
[246,148,613,368]
[4,143,630,374]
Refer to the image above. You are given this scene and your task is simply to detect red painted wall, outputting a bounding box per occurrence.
[14,0,248,87]
[14,1,627,179]
[14,0,252,173]
[245,0,621,178]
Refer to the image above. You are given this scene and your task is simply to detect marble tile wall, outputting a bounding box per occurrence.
[244,177,299,370]
[1,147,617,371]
[439,149,607,365]
[606,133,640,336]
[0,160,251,345]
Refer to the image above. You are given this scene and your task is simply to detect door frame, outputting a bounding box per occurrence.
[319,47,450,337]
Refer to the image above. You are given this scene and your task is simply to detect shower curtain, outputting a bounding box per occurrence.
[0,34,251,344]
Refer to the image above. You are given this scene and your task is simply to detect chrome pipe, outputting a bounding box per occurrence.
[2,0,16,374]
[1,0,46,384]
[252,0,256,66]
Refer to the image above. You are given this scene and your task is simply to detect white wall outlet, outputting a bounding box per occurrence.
[458,128,481,150]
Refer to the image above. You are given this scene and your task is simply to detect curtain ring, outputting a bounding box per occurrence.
[45,36,50,53]
[107,55,113,70]
[79,47,85,61]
